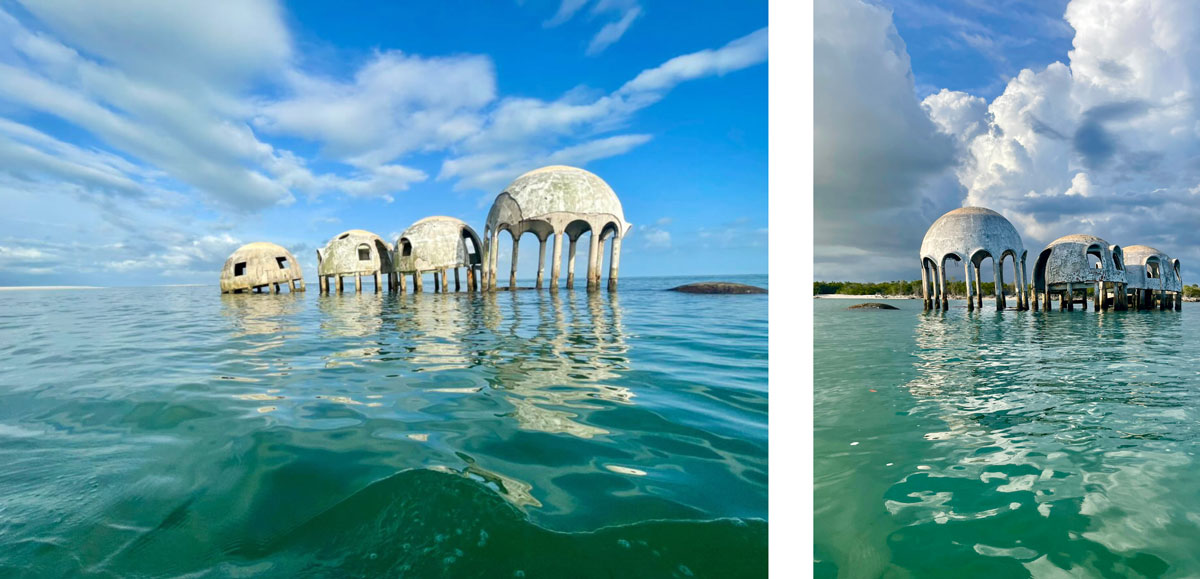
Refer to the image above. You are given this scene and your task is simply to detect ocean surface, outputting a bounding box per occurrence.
[0,275,767,577]
[815,297,1200,578]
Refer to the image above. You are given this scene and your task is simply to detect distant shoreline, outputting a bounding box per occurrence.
[0,286,103,291]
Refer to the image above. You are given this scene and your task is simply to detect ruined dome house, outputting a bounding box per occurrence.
[219,242,305,294]
[1123,245,1182,311]
[1031,235,1127,311]
[316,229,393,294]
[482,165,630,292]
[919,207,1028,311]
[392,216,485,293]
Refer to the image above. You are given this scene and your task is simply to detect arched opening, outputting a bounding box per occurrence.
[461,228,482,266]
[1173,259,1181,281]
[598,221,621,287]
[1000,250,1020,308]
[1112,247,1124,271]
[1146,256,1161,280]
[1033,248,1052,291]
[971,250,998,309]
[1086,244,1103,270]
[562,219,593,289]
[374,240,392,272]
[400,238,413,257]
[357,243,371,261]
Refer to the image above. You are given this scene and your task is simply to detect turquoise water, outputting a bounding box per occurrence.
[0,276,767,577]
[815,298,1200,578]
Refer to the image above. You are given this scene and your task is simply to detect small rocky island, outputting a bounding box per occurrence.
[669,282,767,294]
[847,302,899,310]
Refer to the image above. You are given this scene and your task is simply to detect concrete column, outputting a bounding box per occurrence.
[608,235,621,292]
[551,233,564,290]
[536,237,547,289]
[921,261,930,310]
[1094,282,1102,311]
[374,271,381,293]
[399,271,407,293]
[1032,287,1039,312]
[352,273,360,293]
[434,270,441,293]
[319,275,328,294]
[965,261,974,311]
[1160,289,1168,310]
[468,266,476,291]
[1115,283,1126,311]
[337,275,344,293]
[567,237,578,290]
[939,264,948,309]
[455,267,461,292]
[1019,258,1029,310]
[993,260,1003,311]
[510,235,520,289]
[271,283,279,294]
[413,272,423,293]
[587,232,601,290]
[1176,291,1182,311]
[973,266,982,309]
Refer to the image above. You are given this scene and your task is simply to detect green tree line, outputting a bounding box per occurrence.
[815,281,1200,298]
[813,280,1003,297]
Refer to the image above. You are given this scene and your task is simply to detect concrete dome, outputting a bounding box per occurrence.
[485,165,628,239]
[1034,234,1126,288]
[1123,245,1181,291]
[317,229,392,277]
[920,207,1025,264]
[219,242,304,294]
[393,216,484,274]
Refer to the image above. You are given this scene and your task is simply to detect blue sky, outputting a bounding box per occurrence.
[0,0,767,286]
[816,0,1200,283]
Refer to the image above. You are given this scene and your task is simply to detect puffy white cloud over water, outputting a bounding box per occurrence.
[817,0,1200,282]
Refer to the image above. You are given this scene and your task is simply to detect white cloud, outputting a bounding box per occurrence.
[814,0,959,281]
[587,6,642,56]
[928,0,1200,259]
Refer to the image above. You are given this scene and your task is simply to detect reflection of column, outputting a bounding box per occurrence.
[566,236,577,290]
[551,232,563,290]
[587,232,600,291]
[536,237,547,289]
[608,235,621,292]
[921,261,930,310]
[510,235,521,289]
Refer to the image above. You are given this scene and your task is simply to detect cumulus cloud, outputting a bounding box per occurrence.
[814,0,960,280]
[925,0,1200,263]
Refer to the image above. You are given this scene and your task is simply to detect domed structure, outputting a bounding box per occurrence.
[392,216,485,293]
[483,165,631,291]
[1031,234,1127,311]
[219,242,304,294]
[1123,245,1182,310]
[919,207,1027,311]
[316,229,393,293]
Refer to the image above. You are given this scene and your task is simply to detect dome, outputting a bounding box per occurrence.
[919,207,1024,263]
[486,165,626,234]
[219,242,303,293]
[1034,234,1125,287]
[1123,245,1181,291]
[394,216,483,273]
[317,229,392,276]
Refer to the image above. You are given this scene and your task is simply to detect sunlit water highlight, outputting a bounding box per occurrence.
[0,276,766,577]
[815,298,1200,578]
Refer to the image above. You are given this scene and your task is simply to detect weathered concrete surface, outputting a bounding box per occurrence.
[1035,234,1126,286]
[1123,245,1181,292]
[317,229,392,277]
[219,242,304,294]
[483,166,629,291]
[847,302,899,310]
[394,217,483,274]
[668,282,767,294]
[919,207,1027,311]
